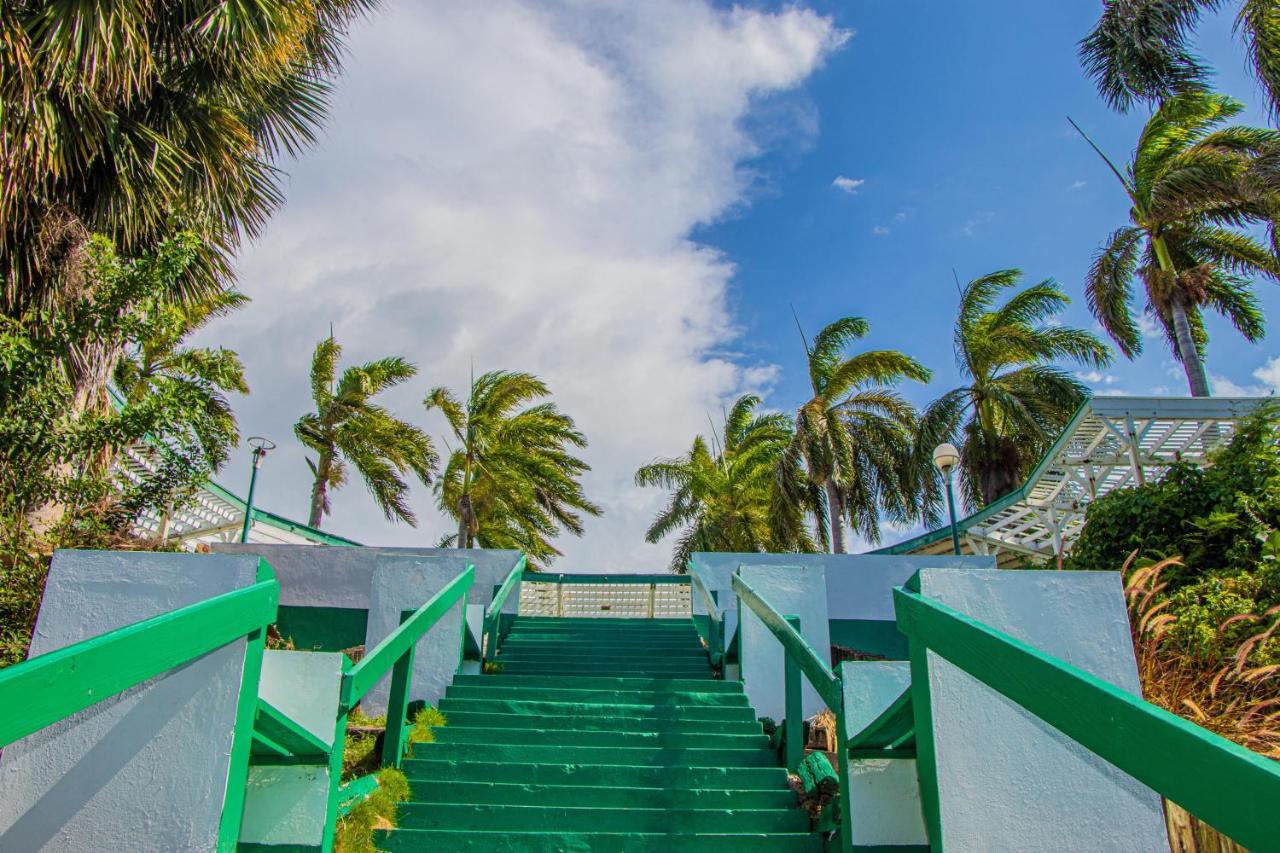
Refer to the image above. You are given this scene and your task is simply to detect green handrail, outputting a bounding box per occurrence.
[341,564,474,767]
[893,586,1280,852]
[690,569,723,666]
[0,576,279,748]
[483,554,527,663]
[729,572,852,852]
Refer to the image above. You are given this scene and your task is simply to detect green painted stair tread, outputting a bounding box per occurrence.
[440,710,763,734]
[393,803,810,833]
[495,648,710,661]
[375,830,824,852]
[451,673,739,692]
[406,780,797,810]
[430,725,769,749]
[412,741,777,768]
[444,685,744,705]
[437,697,759,722]
[495,666,714,678]
[400,759,789,790]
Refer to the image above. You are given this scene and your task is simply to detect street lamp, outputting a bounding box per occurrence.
[240,437,276,544]
[932,442,962,556]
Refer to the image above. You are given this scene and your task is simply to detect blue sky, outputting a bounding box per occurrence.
[217,1,1279,567]
[704,1,1279,426]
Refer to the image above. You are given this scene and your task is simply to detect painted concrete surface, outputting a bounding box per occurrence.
[691,552,992,664]
[240,766,328,848]
[0,550,259,853]
[917,567,1167,852]
[839,660,911,738]
[259,650,344,747]
[213,544,522,612]
[848,759,928,848]
[736,563,831,721]
[361,554,468,715]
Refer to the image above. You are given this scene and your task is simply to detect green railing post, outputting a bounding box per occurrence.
[483,555,526,664]
[784,615,803,771]
[380,609,418,768]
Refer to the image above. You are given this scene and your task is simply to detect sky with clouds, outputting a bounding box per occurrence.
[206,1,1280,567]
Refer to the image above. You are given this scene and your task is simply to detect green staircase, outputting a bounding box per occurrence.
[379,616,819,851]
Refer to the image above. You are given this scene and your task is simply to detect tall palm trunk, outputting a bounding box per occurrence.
[308,452,331,528]
[1170,298,1211,397]
[456,447,474,548]
[1152,234,1211,397]
[825,480,847,554]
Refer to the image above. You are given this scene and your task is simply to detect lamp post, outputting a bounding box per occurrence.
[240,437,276,544]
[932,442,962,556]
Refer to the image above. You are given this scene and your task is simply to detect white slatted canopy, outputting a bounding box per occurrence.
[875,396,1270,567]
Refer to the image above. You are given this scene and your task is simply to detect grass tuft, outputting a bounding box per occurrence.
[334,767,409,853]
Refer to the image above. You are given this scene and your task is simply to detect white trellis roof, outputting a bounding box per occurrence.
[875,396,1270,566]
[121,441,358,548]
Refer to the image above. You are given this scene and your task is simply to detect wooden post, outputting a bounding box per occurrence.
[784,615,803,771]
[647,583,656,618]
[380,610,416,768]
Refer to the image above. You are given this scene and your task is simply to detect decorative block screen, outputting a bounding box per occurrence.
[519,580,691,618]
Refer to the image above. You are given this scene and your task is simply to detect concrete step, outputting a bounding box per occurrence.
[393,802,810,834]
[430,725,769,750]
[400,759,789,790]
[411,741,777,768]
[439,711,762,735]
[406,780,795,810]
[443,685,741,706]
[375,830,823,851]
[437,697,759,723]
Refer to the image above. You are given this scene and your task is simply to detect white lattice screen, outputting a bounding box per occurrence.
[519,580,691,618]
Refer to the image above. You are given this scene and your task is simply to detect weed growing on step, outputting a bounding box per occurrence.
[343,709,387,780]
[334,766,409,853]
[409,706,446,745]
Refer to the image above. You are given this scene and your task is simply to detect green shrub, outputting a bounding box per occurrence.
[334,767,410,853]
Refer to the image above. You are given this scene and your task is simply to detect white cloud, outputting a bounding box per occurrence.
[832,175,864,194]
[1252,356,1280,393]
[1138,313,1164,341]
[1078,370,1118,385]
[871,225,890,236]
[1069,180,1087,191]
[1210,356,1280,397]
[893,210,910,223]
[958,210,995,237]
[207,0,848,571]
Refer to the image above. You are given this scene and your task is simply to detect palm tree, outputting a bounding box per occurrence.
[786,317,931,553]
[1,1,377,409]
[295,335,436,529]
[1075,91,1280,396]
[425,371,600,566]
[1080,0,1280,118]
[919,270,1112,509]
[636,395,822,573]
[114,289,250,470]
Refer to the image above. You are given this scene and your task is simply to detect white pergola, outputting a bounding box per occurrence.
[120,442,358,548]
[876,396,1270,567]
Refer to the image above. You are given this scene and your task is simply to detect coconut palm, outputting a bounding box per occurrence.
[295,335,436,528]
[919,270,1112,509]
[113,289,250,471]
[786,317,931,553]
[1080,0,1280,118]
[1075,91,1280,397]
[636,395,823,573]
[1,0,378,412]
[426,370,600,566]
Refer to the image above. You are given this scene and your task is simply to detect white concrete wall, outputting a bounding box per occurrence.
[361,554,469,715]
[212,544,522,612]
[917,567,1167,852]
[691,552,992,659]
[736,563,831,722]
[0,550,260,853]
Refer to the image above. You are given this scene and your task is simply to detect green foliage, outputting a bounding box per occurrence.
[636,394,820,572]
[918,270,1110,509]
[0,234,245,527]
[1071,404,1280,664]
[1,0,380,316]
[409,706,446,744]
[427,370,600,567]
[1077,91,1280,396]
[296,334,437,529]
[1080,1,1280,119]
[334,766,409,853]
